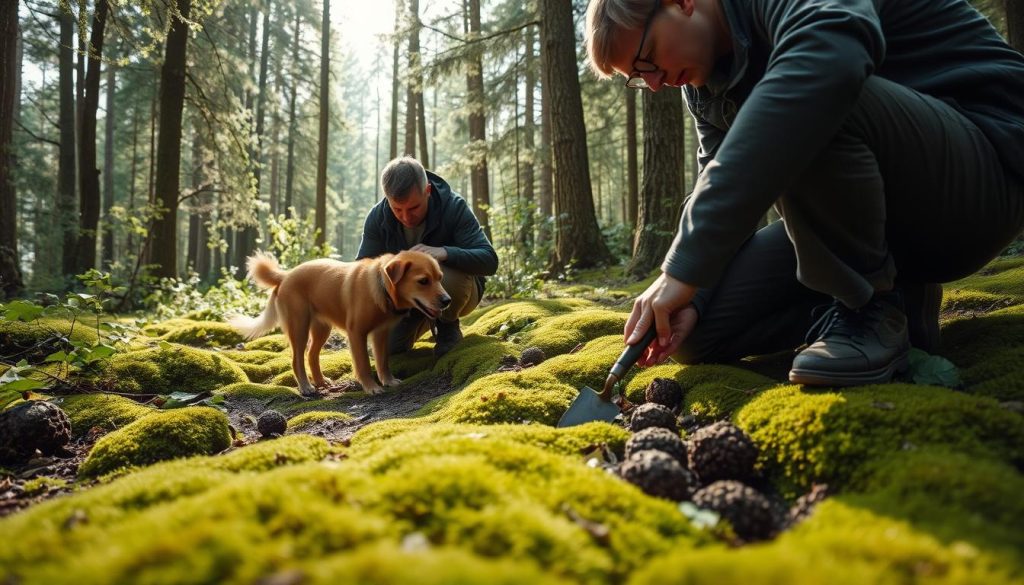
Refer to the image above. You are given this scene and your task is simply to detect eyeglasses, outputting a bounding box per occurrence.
[625,0,665,89]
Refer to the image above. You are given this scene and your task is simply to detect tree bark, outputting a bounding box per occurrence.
[520,25,536,249]
[150,0,193,279]
[389,0,402,160]
[627,87,686,278]
[0,0,24,298]
[467,0,491,240]
[625,86,639,232]
[77,0,109,274]
[1008,0,1024,51]
[538,22,553,248]
[314,0,329,247]
[409,0,428,167]
[101,35,117,269]
[540,0,613,269]
[284,8,300,218]
[59,8,78,280]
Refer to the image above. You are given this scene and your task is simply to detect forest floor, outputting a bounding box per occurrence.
[1,256,1022,584]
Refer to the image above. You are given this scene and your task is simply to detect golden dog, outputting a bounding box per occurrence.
[228,250,450,396]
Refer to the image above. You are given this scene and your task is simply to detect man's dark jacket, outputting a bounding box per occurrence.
[356,171,498,297]
[664,0,1024,289]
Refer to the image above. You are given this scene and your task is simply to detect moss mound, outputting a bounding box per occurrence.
[100,343,248,395]
[431,370,577,426]
[53,394,155,437]
[735,384,1024,495]
[286,410,353,430]
[78,407,232,478]
[161,321,246,348]
[244,334,290,352]
[431,334,519,386]
[517,309,626,356]
[215,382,301,404]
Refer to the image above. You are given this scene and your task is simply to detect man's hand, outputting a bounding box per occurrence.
[410,244,448,262]
[625,272,699,366]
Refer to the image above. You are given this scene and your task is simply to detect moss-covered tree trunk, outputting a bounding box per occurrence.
[540,0,613,270]
[151,0,193,279]
[627,87,686,279]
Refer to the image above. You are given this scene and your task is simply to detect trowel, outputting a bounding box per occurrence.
[557,327,658,428]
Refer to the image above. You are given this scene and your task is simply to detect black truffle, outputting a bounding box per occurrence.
[629,403,678,433]
[0,401,71,463]
[692,480,778,542]
[257,410,287,437]
[618,450,697,501]
[520,347,547,367]
[788,483,831,527]
[645,378,683,411]
[625,427,687,465]
[686,421,758,484]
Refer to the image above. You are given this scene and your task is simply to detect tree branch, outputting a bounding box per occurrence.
[14,119,60,146]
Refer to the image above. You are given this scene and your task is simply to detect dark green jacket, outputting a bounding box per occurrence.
[665,0,1024,288]
[356,171,498,296]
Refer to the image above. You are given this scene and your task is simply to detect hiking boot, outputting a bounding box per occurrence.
[789,291,910,386]
[433,319,464,358]
[903,282,942,353]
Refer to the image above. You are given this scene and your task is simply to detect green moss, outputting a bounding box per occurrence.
[215,382,302,405]
[79,407,232,478]
[630,499,1018,585]
[101,343,248,395]
[389,346,436,378]
[431,334,519,386]
[218,349,282,365]
[948,257,1024,299]
[0,316,100,361]
[516,309,626,355]
[210,434,334,472]
[53,393,155,437]
[140,318,201,337]
[160,321,246,348]
[269,350,352,387]
[533,335,624,391]
[431,370,577,426]
[463,298,595,336]
[301,545,569,585]
[621,362,775,419]
[941,311,1024,368]
[941,288,1017,316]
[23,477,69,497]
[849,449,1024,566]
[735,384,1024,495]
[244,334,290,352]
[960,346,1024,402]
[287,410,353,429]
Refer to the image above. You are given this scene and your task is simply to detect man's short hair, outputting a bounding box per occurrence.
[586,0,651,78]
[381,156,428,201]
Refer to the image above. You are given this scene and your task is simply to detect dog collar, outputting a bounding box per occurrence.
[380,273,411,316]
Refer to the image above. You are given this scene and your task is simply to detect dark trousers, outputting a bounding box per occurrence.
[675,76,1024,364]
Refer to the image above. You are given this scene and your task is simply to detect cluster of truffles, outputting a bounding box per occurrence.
[615,378,784,543]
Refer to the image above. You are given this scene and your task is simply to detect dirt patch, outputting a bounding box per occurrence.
[0,427,102,517]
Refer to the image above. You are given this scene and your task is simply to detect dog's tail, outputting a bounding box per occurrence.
[226,252,284,340]
[246,251,286,289]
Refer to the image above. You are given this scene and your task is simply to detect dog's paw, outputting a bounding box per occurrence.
[314,377,335,389]
[362,383,385,395]
[381,376,403,387]
[298,382,320,398]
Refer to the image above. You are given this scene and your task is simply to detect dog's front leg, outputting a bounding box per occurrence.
[371,327,402,387]
[349,330,384,395]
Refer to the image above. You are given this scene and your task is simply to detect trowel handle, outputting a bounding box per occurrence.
[610,327,658,380]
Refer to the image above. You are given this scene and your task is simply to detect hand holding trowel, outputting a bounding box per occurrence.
[557,326,657,428]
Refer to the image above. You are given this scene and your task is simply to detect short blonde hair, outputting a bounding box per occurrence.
[586,0,654,78]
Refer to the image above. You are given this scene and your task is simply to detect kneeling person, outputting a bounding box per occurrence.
[356,157,498,357]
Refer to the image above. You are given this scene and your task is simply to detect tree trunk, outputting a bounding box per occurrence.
[538,23,553,248]
[187,125,201,273]
[284,8,300,218]
[77,0,109,274]
[520,25,536,249]
[1008,0,1024,51]
[625,86,639,232]
[403,0,417,158]
[101,36,117,269]
[409,0,428,168]
[59,8,78,280]
[467,0,491,240]
[150,0,193,279]
[389,0,402,160]
[540,0,613,269]
[314,0,329,247]
[0,0,23,298]
[627,87,686,278]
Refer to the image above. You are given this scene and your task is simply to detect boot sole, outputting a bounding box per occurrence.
[788,349,910,387]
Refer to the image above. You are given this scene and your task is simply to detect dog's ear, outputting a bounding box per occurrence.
[383,257,411,306]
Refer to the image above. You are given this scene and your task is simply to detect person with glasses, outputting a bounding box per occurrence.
[585,0,1024,385]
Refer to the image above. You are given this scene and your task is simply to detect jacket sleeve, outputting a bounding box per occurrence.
[662,0,885,287]
[442,198,499,276]
[686,100,726,179]
[355,208,385,260]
